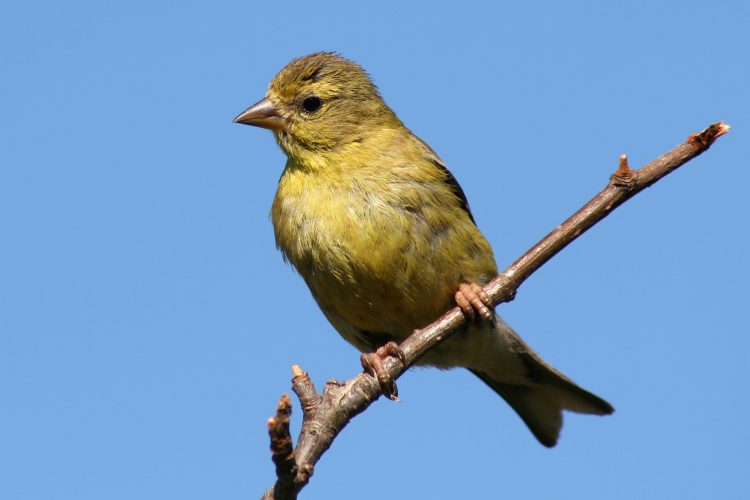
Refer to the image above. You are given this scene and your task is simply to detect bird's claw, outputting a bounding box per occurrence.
[360,341,405,401]
[455,282,494,321]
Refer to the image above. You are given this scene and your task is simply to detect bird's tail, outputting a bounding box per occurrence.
[472,318,614,447]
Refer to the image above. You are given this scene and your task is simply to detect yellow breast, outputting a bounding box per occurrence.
[270,134,497,348]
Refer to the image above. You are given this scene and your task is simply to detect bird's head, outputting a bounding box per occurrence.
[234,52,400,159]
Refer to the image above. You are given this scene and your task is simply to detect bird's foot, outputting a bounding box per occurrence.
[360,341,406,401]
[455,282,494,321]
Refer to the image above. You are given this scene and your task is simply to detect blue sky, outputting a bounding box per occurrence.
[2,1,748,499]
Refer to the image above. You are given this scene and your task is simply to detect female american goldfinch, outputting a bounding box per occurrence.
[235,52,613,447]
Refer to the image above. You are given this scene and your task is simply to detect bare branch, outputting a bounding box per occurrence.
[261,122,730,499]
[261,395,295,500]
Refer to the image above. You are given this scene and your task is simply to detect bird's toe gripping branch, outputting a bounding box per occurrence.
[360,341,406,401]
[455,282,494,321]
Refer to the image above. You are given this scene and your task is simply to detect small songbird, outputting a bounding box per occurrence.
[235,52,613,447]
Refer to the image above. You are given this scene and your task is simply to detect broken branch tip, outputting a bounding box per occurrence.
[618,154,630,173]
[610,153,636,187]
[688,121,730,151]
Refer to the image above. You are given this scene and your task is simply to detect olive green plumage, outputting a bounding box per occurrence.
[237,52,612,446]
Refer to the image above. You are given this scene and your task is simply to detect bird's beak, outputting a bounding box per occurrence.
[233,97,287,131]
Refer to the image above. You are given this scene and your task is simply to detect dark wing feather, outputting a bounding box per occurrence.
[432,157,475,224]
[412,134,476,224]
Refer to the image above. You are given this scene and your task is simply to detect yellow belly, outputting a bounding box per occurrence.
[271,161,497,350]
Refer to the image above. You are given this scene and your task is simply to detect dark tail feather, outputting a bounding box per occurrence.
[471,368,614,447]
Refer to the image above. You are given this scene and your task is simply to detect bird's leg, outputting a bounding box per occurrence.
[455,282,494,321]
[360,341,406,401]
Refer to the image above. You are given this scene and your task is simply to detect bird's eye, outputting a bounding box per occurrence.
[301,96,322,113]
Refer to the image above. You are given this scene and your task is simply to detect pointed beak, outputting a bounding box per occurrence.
[233,97,287,131]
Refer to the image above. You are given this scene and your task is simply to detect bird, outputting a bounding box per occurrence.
[234,52,613,447]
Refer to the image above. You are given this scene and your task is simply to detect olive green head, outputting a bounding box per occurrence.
[235,52,401,157]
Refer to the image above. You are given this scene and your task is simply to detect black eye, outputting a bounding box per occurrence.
[301,96,322,113]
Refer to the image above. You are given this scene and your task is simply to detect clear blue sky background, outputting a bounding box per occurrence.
[2,2,748,499]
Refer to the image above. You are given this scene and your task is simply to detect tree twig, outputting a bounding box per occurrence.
[261,395,295,500]
[261,122,730,499]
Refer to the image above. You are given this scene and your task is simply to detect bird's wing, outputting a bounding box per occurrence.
[411,134,476,224]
